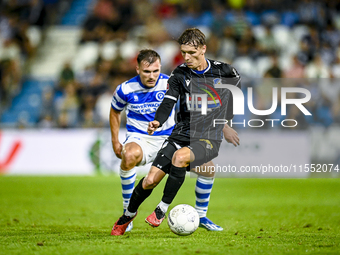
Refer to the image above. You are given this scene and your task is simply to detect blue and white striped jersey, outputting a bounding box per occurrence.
[111,73,175,136]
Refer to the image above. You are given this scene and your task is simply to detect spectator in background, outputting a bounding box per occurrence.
[75,65,96,87]
[0,58,21,108]
[80,73,108,99]
[296,39,314,66]
[159,3,186,39]
[39,113,55,128]
[95,74,127,127]
[28,0,47,28]
[305,53,330,79]
[39,86,55,126]
[218,26,237,62]
[255,72,282,120]
[228,10,249,39]
[332,93,340,124]
[331,50,340,79]
[79,93,102,128]
[55,81,80,128]
[284,55,305,78]
[58,61,75,91]
[319,41,335,66]
[258,26,278,55]
[133,0,154,25]
[265,54,282,78]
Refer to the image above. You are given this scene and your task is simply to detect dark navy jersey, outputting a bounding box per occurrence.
[155,59,241,142]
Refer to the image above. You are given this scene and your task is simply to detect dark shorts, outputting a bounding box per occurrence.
[152,136,221,174]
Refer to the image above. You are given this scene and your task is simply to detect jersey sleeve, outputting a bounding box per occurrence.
[111,84,127,112]
[223,64,241,87]
[154,70,181,126]
[164,71,181,101]
[225,65,241,120]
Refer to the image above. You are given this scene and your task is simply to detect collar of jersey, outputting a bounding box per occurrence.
[137,75,161,89]
[190,59,210,74]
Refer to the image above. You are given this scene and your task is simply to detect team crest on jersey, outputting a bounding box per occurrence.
[213,78,222,86]
[134,95,138,101]
[156,91,165,101]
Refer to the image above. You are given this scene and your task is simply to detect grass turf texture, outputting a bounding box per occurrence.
[0,176,339,255]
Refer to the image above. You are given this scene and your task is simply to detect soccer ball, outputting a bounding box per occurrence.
[167,204,199,236]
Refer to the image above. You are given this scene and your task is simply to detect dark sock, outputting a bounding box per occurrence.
[127,177,153,213]
[162,165,186,204]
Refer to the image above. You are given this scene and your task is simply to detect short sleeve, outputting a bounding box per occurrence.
[111,84,127,111]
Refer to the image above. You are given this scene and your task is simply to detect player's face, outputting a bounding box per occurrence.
[136,59,161,88]
[180,44,206,71]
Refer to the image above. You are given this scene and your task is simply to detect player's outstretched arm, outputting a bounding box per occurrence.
[109,107,123,158]
[153,97,176,128]
[147,120,160,135]
[223,123,240,147]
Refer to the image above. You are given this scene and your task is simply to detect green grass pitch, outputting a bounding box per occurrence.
[0,175,339,254]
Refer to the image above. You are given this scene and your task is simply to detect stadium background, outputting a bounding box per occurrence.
[1,1,340,254]
[0,0,340,176]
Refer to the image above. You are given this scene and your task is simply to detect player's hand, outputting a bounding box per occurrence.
[112,141,123,159]
[148,120,160,135]
[223,125,240,147]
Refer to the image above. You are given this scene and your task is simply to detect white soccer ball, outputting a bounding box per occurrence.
[167,204,199,236]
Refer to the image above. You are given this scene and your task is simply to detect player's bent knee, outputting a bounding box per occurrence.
[172,149,190,167]
[142,176,159,189]
[122,148,142,167]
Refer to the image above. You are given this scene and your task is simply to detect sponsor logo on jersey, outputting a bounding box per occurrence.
[129,102,161,114]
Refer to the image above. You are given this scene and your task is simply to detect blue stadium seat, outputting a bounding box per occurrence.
[61,0,94,26]
[0,78,55,126]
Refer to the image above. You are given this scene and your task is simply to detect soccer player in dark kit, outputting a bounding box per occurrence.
[111,28,241,236]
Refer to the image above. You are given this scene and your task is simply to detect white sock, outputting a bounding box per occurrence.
[158,201,170,214]
[124,209,136,218]
[195,176,214,218]
[120,168,136,211]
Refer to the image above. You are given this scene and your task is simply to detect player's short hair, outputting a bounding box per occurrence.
[137,49,161,65]
[177,28,206,48]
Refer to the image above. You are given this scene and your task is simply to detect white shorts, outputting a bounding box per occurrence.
[123,132,168,166]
